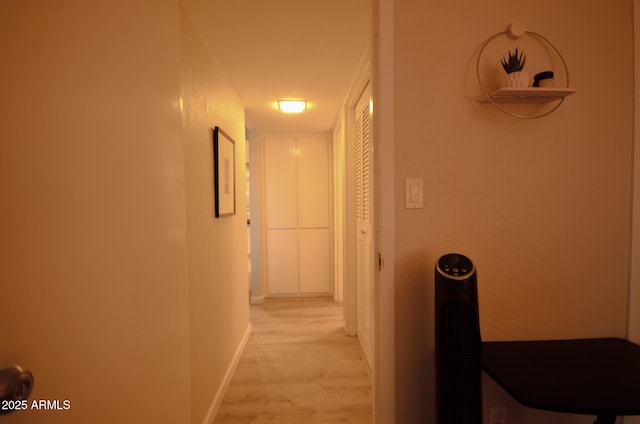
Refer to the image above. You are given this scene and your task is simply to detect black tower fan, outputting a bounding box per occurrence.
[435,253,482,424]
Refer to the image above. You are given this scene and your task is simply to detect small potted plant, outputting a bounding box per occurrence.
[500,47,529,88]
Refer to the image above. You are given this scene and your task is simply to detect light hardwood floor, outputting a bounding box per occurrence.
[214,297,373,424]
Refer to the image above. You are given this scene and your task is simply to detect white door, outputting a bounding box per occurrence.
[355,83,374,368]
[263,135,332,295]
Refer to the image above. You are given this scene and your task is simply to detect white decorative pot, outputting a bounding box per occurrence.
[502,71,530,88]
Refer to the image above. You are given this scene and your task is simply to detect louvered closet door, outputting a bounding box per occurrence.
[264,135,331,296]
[355,82,374,369]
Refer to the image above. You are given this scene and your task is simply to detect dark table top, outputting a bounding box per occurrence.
[482,338,640,418]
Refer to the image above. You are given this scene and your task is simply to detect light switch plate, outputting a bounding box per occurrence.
[405,178,423,209]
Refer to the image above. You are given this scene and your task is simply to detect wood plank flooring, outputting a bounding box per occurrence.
[213,297,373,424]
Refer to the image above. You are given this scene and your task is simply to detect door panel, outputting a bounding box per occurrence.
[264,137,297,228]
[298,137,330,228]
[266,229,299,294]
[299,228,331,293]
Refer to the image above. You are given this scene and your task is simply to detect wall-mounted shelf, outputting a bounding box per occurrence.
[485,87,576,104]
[476,23,575,119]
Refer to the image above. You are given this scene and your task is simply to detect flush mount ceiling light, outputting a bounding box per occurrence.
[278,100,307,113]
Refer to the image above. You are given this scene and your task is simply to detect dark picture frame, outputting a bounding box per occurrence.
[213,126,236,218]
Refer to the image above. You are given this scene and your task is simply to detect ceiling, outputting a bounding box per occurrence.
[180,0,371,134]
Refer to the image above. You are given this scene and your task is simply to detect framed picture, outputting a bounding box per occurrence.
[213,126,236,217]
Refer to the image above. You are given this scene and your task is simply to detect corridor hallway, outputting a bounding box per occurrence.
[214,297,373,423]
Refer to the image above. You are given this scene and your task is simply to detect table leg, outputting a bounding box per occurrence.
[593,415,616,424]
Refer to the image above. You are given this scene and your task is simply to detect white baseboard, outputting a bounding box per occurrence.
[250,295,265,304]
[202,323,252,424]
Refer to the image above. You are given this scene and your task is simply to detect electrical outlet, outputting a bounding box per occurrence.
[489,406,507,424]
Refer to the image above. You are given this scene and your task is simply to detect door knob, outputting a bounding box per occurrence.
[0,366,34,415]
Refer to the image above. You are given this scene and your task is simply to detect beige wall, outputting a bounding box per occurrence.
[0,1,191,423]
[0,2,250,423]
[180,7,250,423]
[392,0,634,422]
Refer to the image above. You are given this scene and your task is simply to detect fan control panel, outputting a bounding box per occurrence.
[436,253,475,278]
